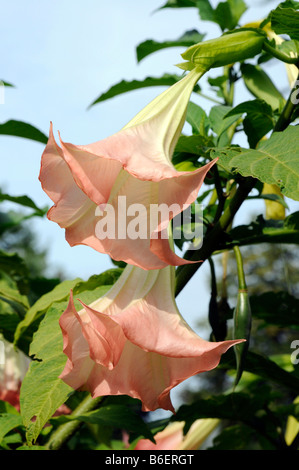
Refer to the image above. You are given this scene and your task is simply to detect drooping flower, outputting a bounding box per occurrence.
[59,265,244,412]
[39,67,216,270]
[0,336,70,416]
[133,418,220,450]
[0,335,30,411]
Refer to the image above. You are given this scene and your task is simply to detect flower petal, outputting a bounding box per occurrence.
[59,266,245,412]
[40,69,215,269]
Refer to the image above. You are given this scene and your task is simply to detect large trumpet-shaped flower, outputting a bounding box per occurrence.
[59,265,244,412]
[39,67,216,270]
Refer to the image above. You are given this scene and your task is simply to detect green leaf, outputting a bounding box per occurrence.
[16,445,47,450]
[271,4,299,41]
[214,0,247,31]
[172,381,275,432]
[222,349,299,394]
[0,120,48,144]
[244,351,299,393]
[214,126,299,200]
[250,291,299,329]
[88,74,200,108]
[20,301,73,446]
[224,99,275,148]
[223,212,299,248]
[210,424,262,450]
[186,101,210,136]
[0,303,22,342]
[0,80,14,87]
[14,268,122,347]
[0,276,29,311]
[14,277,82,347]
[197,0,247,31]
[172,133,214,171]
[158,0,198,9]
[136,30,205,62]
[196,0,215,21]
[0,413,23,444]
[0,250,28,280]
[20,271,121,445]
[277,39,299,61]
[174,134,213,155]
[50,405,154,442]
[0,191,47,217]
[240,63,285,112]
[0,250,29,301]
[0,400,20,415]
[209,105,242,145]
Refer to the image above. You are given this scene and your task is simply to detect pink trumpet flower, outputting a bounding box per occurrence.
[133,418,220,450]
[59,265,244,412]
[39,67,216,270]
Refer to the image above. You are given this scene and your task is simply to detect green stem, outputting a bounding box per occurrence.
[233,246,247,291]
[263,40,299,65]
[45,395,103,450]
[197,91,223,105]
[273,73,299,132]
[208,257,217,297]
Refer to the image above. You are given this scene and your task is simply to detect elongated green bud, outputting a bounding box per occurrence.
[181,29,266,71]
[233,290,252,386]
[233,246,252,387]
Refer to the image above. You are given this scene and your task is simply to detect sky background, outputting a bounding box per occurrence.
[1,0,298,413]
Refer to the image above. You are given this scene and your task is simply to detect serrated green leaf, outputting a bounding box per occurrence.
[271,5,299,40]
[223,212,299,248]
[88,74,201,108]
[214,126,299,200]
[21,357,73,446]
[20,301,73,445]
[0,120,48,144]
[20,271,121,445]
[136,30,205,62]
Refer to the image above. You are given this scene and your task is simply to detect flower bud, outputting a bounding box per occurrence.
[181,29,266,70]
[233,289,252,386]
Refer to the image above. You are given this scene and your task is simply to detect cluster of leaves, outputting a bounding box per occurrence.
[1,0,299,450]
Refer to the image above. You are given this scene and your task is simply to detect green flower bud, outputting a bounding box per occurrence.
[181,29,266,70]
[233,289,252,386]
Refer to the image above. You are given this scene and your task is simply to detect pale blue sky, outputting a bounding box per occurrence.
[2,0,298,415]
